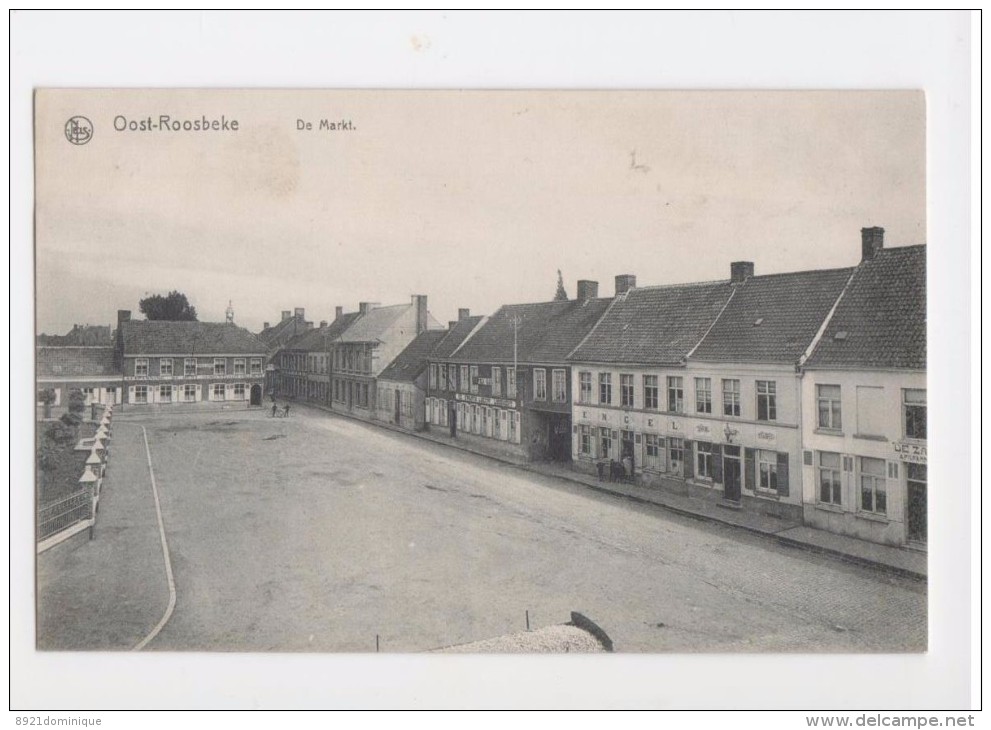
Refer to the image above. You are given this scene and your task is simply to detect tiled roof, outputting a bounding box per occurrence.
[288,312,362,352]
[451,298,613,364]
[37,346,118,378]
[378,330,449,383]
[430,316,484,359]
[568,282,734,365]
[121,320,267,356]
[691,267,855,363]
[257,316,310,345]
[37,325,113,346]
[804,246,926,370]
[337,304,409,343]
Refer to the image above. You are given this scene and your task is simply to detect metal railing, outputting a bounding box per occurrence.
[38,489,93,542]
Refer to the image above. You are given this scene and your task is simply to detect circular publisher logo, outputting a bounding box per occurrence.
[65,116,93,145]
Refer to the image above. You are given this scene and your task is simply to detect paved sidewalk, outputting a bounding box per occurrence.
[36,422,169,650]
[296,401,927,582]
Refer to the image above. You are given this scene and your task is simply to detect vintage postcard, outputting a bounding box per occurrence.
[34,89,927,655]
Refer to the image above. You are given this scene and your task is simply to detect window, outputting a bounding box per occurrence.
[855,386,885,436]
[508,409,518,442]
[599,373,612,405]
[695,377,712,414]
[214,358,226,376]
[817,384,842,430]
[643,375,658,410]
[439,365,448,391]
[507,367,517,398]
[579,372,593,404]
[213,383,226,401]
[429,364,438,389]
[668,438,684,471]
[579,425,593,456]
[860,457,887,515]
[234,383,246,400]
[472,405,480,434]
[758,449,778,492]
[250,358,262,375]
[481,406,490,436]
[234,358,246,376]
[460,366,469,393]
[756,381,777,421]
[696,442,713,480]
[493,408,502,439]
[903,389,927,440]
[159,384,172,402]
[135,358,148,376]
[620,374,635,408]
[183,384,197,402]
[644,434,663,470]
[818,451,842,505]
[160,358,173,377]
[907,463,927,491]
[722,379,741,417]
[448,365,457,391]
[667,376,684,413]
[552,369,567,403]
[184,358,197,376]
[492,367,501,397]
[470,366,479,394]
[599,427,613,459]
[534,369,547,401]
[134,385,148,403]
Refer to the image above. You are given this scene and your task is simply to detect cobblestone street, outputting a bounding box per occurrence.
[38,407,927,653]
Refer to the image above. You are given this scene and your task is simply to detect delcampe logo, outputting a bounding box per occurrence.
[64,116,93,145]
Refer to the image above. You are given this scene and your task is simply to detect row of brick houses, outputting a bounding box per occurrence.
[37,310,268,411]
[268,228,925,549]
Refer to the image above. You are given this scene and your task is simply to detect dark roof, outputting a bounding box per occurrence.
[37,325,113,347]
[451,298,613,364]
[430,316,484,359]
[804,246,926,370]
[257,316,311,346]
[287,312,362,352]
[568,282,734,365]
[121,320,267,356]
[378,330,449,383]
[691,267,855,363]
[37,347,118,378]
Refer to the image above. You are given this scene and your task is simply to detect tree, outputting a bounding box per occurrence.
[67,388,86,416]
[554,270,568,301]
[38,388,56,419]
[139,291,198,321]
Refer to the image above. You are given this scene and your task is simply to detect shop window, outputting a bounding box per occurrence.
[696,441,713,480]
[859,457,887,515]
[184,384,197,402]
[159,384,172,402]
[758,449,778,492]
[599,427,612,459]
[644,434,663,470]
[134,385,148,403]
[818,451,842,505]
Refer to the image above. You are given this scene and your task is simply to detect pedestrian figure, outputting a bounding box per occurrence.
[283,404,291,418]
[271,402,278,418]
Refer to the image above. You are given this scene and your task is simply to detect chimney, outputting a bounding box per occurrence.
[281,310,291,322]
[730,261,754,284]
[576,280,599,301]
[335,306,344,320]
[448,320,458,330]
[294,307,305,320]
[117,309,131,325]
[319,320,328,328]
[359,302,380,315]
[263,321,270,330]
[458,308,471,321]
[615,274,637,295]
[861,226,885,261]
[412,295,428,334]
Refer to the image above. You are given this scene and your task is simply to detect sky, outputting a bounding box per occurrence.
[34,89,926,334]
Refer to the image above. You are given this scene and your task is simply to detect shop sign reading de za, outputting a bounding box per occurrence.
[893,441,927,464]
